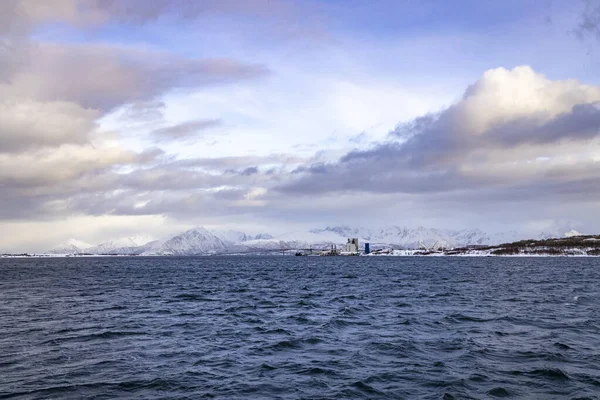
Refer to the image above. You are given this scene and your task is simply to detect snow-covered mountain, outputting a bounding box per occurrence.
[241,230,341,252]
[45,225,586,256]
[563,229,583,238]
[48,238,94,254]
[210,230,273,244]
[144,225,527,255]
[87,236,155,255]
[310,226,517,249]
[143,228,249,256]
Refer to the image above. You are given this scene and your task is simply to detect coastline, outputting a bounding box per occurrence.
[2,252,599,259]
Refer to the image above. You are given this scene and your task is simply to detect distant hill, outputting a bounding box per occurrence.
[484,235,600,256]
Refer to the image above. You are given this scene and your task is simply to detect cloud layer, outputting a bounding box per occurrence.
[0,1,598,251]
[283,66,600,200]
[0,0,273,241]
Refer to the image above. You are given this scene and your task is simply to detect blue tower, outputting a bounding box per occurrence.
[365,243,370,254]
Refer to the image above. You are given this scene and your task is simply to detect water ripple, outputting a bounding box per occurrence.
[1,256,600,399]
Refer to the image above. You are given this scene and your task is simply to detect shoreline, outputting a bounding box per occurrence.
[1,253,599,259]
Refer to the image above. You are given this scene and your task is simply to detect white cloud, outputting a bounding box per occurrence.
[0,99,98,152]
[460,66,600,135]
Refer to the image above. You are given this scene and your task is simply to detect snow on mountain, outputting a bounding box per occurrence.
[533,220,584,240]
[564,229,583,238]
[310,226,525,249]
[48,238,94,254]
[366,226,453,249]
[242,230,342,252]
[537,229,585,240]
[86,236,152,254]
[210,230,272,244]
[278,229,346,245]
[487,230,521,245]
[143,227,241,256]
[252,233,274,240]
[87,236,155,255]
[242,239,292,251]
[211,230,251,244]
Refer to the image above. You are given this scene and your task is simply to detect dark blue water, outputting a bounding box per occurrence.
[1,257,599,399]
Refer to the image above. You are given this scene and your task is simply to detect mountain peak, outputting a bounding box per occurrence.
[565,229,583,238]
[48,238,93,254]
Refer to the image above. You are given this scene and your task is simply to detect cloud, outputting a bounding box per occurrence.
[92,0,293,23]
[0,43,270,111]
[0,144,304,222]
[0,144,158,220]
[151,119,222,141]
[576,0,600,40]
[240,166,259,176]
[0,0,292,31]
[0,0,273,228]
[119,100,166,123]
[281,66,600,201]
[168,154,305,170]
[0,145,153,193]
[0,214,173,254]
[0,1,88,34]
[485,102,600,147]
[0,100,99,152]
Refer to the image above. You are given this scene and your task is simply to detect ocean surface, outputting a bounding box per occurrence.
[1,257,599,399]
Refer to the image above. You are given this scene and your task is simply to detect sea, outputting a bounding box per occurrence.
[1,256,599,399]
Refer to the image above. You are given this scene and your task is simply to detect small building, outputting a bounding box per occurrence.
[320,244,338,256]
[345,238,359,253]
[364,243,370,254]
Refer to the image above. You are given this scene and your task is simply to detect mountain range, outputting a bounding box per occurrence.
[46,226,583,256]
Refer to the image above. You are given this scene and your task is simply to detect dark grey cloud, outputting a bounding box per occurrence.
[0,36,29,82]
[240,166,259,176]
[292,162,330,174]
[370,102,600,168]
[119,100,166,123]
[0,193,97,221]
[283,149,475,195]
[478,103,600,147]
[151,119,222,141]
[576,0,600,40]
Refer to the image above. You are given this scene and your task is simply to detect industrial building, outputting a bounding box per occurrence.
[345,238,359,253]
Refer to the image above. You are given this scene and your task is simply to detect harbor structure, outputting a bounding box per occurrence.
[320,244,338,256]
[365,243,370,254]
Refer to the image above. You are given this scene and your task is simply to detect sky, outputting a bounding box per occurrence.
[1,0,600,252]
